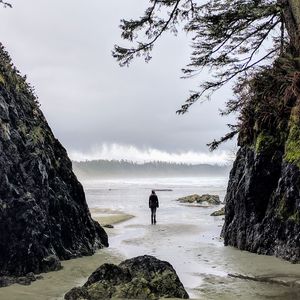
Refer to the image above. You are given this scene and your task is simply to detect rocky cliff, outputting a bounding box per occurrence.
[0,44,108,278]
[222,66,300,262]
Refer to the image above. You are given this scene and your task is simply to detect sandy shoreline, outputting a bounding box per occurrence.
[0,251,122,300]
[0,209,133,300]
[90,207,135,226]
[1,200,300,300]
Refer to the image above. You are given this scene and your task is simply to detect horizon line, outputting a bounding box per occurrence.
[71,158,232,167]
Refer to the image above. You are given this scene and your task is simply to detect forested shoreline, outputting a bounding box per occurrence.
[72,160,231,178]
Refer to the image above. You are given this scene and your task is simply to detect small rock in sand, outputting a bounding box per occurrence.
[210,206,225,216]
[103,224,114,229]
[177,194,221,205]
[0,273,43,288]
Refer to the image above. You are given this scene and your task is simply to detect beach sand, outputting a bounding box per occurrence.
[0,251,122,300]
[110,217,300,300]
[1,178,300,300]
[1,205,300,300]
[0,209,133,300]
[90,207,135,226]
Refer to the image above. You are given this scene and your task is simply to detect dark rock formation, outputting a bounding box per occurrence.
[103,224,114,229]
[223,147,300,262]
[177,194,221,205]
[0,44,108,279]
[64,255,189,299]
[210,206,225,216]
[222,70,300,263]
[0,272,43,288]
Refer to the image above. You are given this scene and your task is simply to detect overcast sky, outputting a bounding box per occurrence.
[0,0,236,164]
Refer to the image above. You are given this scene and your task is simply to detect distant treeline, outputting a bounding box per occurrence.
[72,160,231,179]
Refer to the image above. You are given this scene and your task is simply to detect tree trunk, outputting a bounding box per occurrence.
[288,0,300,27]
[280,0,300,54]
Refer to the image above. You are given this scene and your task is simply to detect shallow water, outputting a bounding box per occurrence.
[84,177,300,299]
[0,250,122,300]
[1,176,300,299]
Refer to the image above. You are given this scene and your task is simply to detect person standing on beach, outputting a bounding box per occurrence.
[149,190,159,225]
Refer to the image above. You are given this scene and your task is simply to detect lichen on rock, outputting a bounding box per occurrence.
[177,194,221,205]
[64,255,189,300]
[285,106,300,167]
[210,206,225,216]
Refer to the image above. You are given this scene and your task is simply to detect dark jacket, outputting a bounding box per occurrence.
[149,194,159,208]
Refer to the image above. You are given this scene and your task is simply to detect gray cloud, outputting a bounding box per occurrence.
[0,0,236,161]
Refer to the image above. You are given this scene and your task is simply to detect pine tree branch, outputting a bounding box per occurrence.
[0,0,12,8]
[177,47,280,114]
[113,0,182,66]
[243,19,280,69]
[207,129,239,151]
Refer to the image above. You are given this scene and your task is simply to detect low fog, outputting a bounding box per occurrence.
[0,0,236,164]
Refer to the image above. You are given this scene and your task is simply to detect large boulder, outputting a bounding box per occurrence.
[64,255,189,299]
[177,194,221,205]
[0,44,108,280]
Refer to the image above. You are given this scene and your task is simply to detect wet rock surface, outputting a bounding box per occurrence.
[103,224,114,229]
[178,194,221,205]
[0,44,108,280]
[0,272,43,288]
[223,147,300,262]
[228,273,300,288]
[64,255,189,299]
[210,206,225,216]
[222,66,300,263]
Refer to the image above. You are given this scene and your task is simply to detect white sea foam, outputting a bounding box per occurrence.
[69,143,232,165]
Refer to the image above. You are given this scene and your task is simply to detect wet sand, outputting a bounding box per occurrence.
[105,205,300,300]
[0,250,122,300]
[118,218,300,300]
[1,189,300,299]
[91,207,135,226]
[85,178,300,299]
[0,210,132,300]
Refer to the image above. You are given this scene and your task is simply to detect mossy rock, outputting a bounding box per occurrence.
[284,108,300,168]
[275,196,289,220]
[29,126,45,144]
[288,211,300,223]
[255,131,282,154]
[210,206,225,216]
[0,73,5,85]
[275,194,300,224]
[178,194,221,205]
[64,255,189,300]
